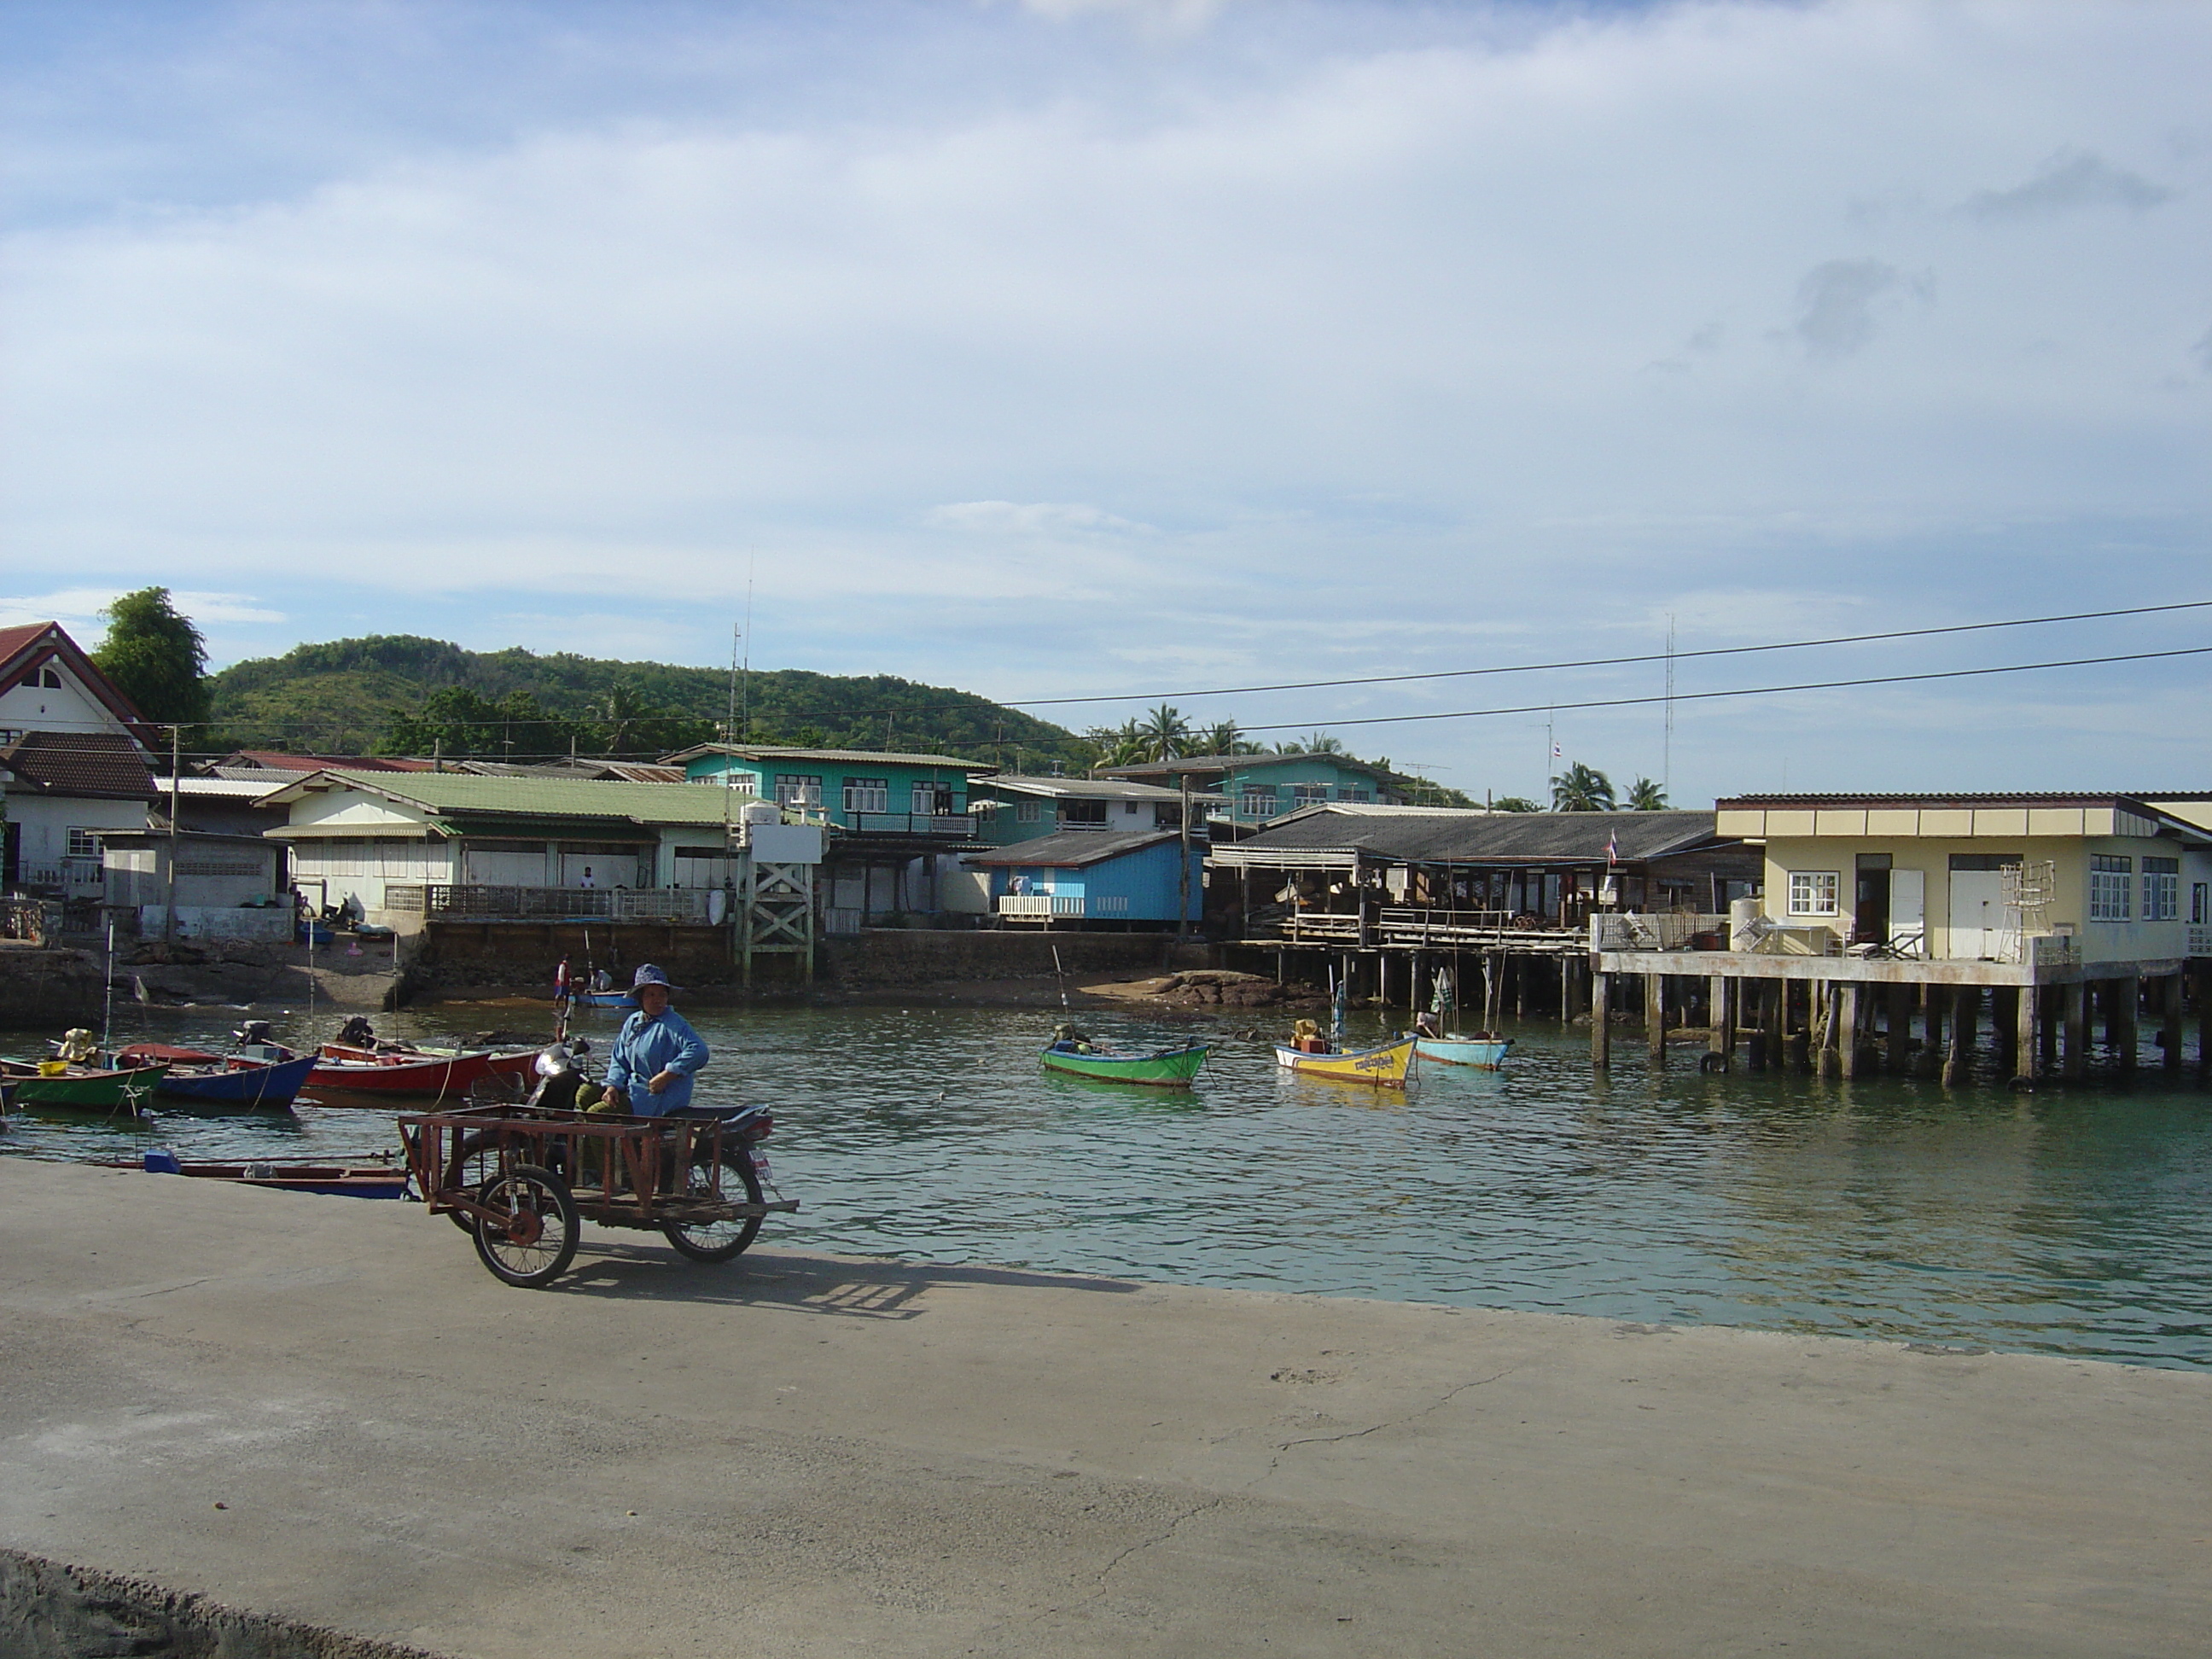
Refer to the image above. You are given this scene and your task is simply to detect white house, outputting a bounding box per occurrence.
[0,622,158,896]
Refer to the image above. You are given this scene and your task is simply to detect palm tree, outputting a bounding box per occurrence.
[1199,719,1245,757]
[1138,703,1191,762]
[1296,731,1345,755]
[1550,761,1615,812]
[1623,777,1668,811]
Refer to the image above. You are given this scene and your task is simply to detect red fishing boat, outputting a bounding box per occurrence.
[307,1043,538,1100]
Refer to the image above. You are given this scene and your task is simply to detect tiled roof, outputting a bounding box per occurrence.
[0,731,158,800]
[663,742,991,771]
[966,829,1185,868]
[0,621,152,736]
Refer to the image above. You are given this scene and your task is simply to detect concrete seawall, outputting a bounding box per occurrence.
[2,1160,2205,1656]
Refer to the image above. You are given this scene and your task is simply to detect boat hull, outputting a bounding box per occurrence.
[100,1156,409,1198]
[1414,1036,1512,1069]
[0,1063,169,1112]
[1272,1039,1417,1088]
[153,1054,318,1109]
[1040,1045,1209,1087]
[306,1046,537,1099]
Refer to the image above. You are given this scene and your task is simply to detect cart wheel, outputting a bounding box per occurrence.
[661,1148,765,1263]
[443,1130,506,1233]
[472,1164,579,1288]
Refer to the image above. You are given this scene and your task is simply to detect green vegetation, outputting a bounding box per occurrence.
[1550,761,1616,812]
[204,635,1091,765]
[96,587,209,729]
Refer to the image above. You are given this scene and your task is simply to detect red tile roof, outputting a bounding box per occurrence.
[0,730,157,800]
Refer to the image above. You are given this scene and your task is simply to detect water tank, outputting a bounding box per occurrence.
[740,800,781,826]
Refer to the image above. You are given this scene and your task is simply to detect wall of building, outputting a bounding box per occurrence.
[821,927,1174,987]
[7,797,148,874]
[684,754,981,828]
[986,843,1204,923]
[0,661,125,739]
[1759,834,2205,963]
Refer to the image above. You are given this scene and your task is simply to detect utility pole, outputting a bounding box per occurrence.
[1177,770,1193,941]
[162,725,181,943]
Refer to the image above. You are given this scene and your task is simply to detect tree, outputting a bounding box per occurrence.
[1199,719,1253,756]
[1550,762,1615,812]
[1137,703,1191,762]
[1491,795,1542,812]
[94,587,208,729]
[1286,731,1343,755]
[1623,777,1668,811]
[1082,719,1151,771]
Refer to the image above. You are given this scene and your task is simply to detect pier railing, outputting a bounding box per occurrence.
[998,894,1087,922]
[1268,906,1585,952]
[1589,913,1734,952]
[411,885,720,924]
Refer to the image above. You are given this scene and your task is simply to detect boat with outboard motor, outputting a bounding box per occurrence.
[1039,1023,1209,1087]
[1272,1019,1417,1088]
[114,1022,316,1109]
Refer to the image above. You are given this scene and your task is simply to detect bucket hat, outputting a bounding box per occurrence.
[630,963,684,993]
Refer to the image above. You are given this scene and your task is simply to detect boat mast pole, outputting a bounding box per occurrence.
[102,917,115,1054]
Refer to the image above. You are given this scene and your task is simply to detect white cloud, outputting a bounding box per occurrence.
[1,0,2207,795]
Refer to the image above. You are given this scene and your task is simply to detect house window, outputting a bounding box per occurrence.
[1291,784,1329,808]
[2195,882,2209,926]
[65,828,105,861]
[911,783,954,816]
[41,668,61,689]
[842,778,889,813]
[1016,800,1043,824]
[1337,786,1371,803]
[1240,786,1278,818]
[774,774,822,809]
[718,771,758,794]
[2143,856,2180,923]
[2089,854,2132,921]
[1786,870,1840,917]
[1061,800,1108,825]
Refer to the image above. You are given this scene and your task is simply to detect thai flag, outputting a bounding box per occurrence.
[1605,830,1619,867]
[1551,742,1563,759]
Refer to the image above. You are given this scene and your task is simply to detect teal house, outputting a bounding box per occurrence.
[1098,752,1400,830]
[664,743,995,928]
[967,830,1206,929]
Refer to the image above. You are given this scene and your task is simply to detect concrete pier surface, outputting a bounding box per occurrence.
[2,1162,2206,1657]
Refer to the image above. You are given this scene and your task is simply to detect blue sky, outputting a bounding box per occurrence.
[3,0,2207,800]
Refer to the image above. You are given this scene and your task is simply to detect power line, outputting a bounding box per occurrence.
[1225,644,2212,735]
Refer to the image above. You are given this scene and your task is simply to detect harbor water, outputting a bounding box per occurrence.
[5,1001,2209,1370]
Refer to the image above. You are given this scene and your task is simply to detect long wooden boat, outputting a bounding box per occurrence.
[1040,1041,1209,1087]
[0,1059,169,1114]
[564,990,632,1010]
[114,1044,317,1109]
[307,1044,537,1099]
[96,1152,410,1198]
[1413,1033,1512,1070]
[1272,1037,1417,1089]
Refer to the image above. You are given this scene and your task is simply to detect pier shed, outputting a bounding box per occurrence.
[1591,792,2212,1085]
[1211,803,1758,1013]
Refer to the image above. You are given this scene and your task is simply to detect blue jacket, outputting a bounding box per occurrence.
[605,1006,709,1115]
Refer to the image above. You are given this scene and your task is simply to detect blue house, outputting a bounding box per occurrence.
[1098,751,1400,830]
[967,830,1205,929]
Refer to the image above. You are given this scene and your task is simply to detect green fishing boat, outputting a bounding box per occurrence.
[0,1059,168,1114]
[1039,1040,1209,1088]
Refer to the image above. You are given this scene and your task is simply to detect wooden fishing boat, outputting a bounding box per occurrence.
[0,1058,169,1113]
[113,1044,317,1109]
[564,991,632,1010]
[1272,1037,1417,1089]
[307,1044,538,1099]
[1039,1041,1210,1087]
[96,1150,410,1198]
[1412,1033,1512,1070]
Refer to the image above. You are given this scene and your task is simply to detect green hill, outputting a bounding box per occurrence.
[205,636,1089,768]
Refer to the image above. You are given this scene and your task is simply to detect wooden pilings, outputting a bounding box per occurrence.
[1591,970,1611,1069]
[1645,973,1666,1068]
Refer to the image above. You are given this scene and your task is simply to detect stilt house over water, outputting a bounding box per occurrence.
[1592,792,2212,1085]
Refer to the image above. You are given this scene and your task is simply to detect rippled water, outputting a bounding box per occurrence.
[6,999,2209,1369]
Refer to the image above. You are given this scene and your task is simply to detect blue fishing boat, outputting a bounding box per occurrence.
[115,1043,317,1110]
[1412,1033,1512,1070]
[567,990,632,1010]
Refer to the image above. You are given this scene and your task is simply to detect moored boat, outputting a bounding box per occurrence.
[1272,1036,1417,1088]
[0,1058,169,1114]
[97,1150,410,1197]
[307,1044,537,1099]
[1412,1033,1512,1069]
[1040,1040,1210,1087]
[114,1043,317,1109]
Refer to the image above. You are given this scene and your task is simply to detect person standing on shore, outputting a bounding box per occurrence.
[603,963,708,1117]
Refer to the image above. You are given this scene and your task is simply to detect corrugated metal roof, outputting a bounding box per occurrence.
[966,829,1183,868]
[301,771,746,825]
[973,775,1222,802]
[1719,791,2212,808]
[1229,806,1725,864]
[1099,751,1396,783]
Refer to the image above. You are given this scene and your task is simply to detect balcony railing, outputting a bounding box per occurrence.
[14,858,102,895]
[852,812,981,837]
[998,894,1086,921]
[413,885,719,923]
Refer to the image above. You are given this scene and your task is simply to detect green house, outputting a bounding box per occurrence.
[1097,752,1400,830]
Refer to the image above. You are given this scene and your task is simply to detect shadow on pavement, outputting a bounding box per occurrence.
[551,1243,1141,1318]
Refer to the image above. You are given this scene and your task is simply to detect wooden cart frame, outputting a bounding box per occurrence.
[397,1102,798,1287]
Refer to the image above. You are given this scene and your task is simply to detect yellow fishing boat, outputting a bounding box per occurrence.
[1272,1027,1417,1089]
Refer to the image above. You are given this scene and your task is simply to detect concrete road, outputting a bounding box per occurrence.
[1,1160,2205,1656]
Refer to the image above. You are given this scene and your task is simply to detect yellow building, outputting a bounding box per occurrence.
[1587,792,2212,1086]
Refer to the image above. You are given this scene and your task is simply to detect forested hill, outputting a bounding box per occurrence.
[205,636,1088,767]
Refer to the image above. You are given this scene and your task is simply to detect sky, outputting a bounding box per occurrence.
[2,0,2207,801]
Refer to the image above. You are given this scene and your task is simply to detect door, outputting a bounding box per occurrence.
[1947,869,2006,960]
[1887,869,1925,957]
